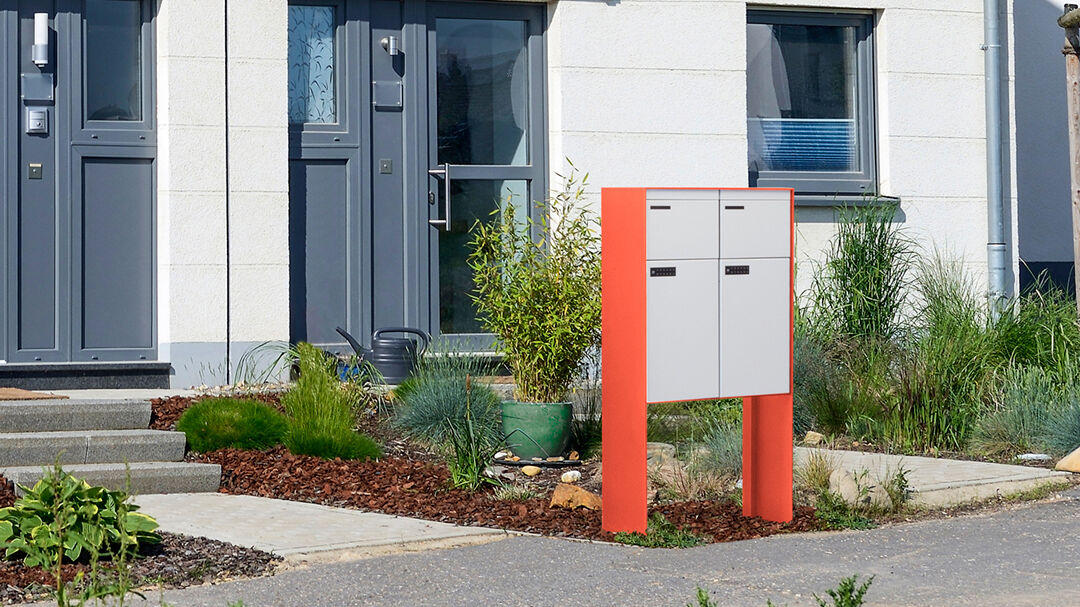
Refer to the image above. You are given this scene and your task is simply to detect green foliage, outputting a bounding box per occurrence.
[491,485,540,502]
[808,205,913,343]
[971,367,1057,457]
[176,398,288,453]
[648,399,742,445]
[687,587,717,607]
[393,352,501,447]
[0,464,159,606]
[696,421,743,482]
[282,343,381,461]
[569,352,603,458]
[992,280,1080,374]
[813,575,874,607]
[612,513,707,548]
[0,467,159,567]
[1044,398,1080,455]
[813,491,875,530]
[468,165,601,403]
[444,376,503,491]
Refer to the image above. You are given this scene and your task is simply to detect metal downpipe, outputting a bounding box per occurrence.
[984,0,1008,320]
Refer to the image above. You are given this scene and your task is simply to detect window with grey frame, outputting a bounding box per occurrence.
[746,10,876,197]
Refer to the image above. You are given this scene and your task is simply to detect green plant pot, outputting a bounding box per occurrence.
[501,400,572,460]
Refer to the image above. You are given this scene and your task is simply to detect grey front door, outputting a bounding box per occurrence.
[289,0,545,352]
[1,0,157,363]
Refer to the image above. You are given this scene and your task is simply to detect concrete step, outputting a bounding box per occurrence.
[1,462,221,496]
[0,429,186,467]
[0,399,151,433]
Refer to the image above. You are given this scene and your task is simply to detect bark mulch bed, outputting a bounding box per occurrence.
[193,447,822,543]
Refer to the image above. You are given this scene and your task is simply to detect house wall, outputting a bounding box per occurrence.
[156,0,290,388]
[150,0,1024,386]
[547,0,1019,302]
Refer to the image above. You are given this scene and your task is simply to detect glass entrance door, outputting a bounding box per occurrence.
[425,2,546,347]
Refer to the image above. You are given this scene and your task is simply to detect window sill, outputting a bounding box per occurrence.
[794,193,901,208]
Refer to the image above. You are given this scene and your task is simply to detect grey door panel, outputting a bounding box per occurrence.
[5,0,156,362]
[74,153,154,358]
[289,158,358,349]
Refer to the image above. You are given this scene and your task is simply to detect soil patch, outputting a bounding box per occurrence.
[0,532,279,605]
[193,447,821,543]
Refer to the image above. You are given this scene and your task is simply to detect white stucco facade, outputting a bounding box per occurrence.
[145,0,1033,388]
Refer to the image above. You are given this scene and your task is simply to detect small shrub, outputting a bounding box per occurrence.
[468,166,601,403]
[0,466,160,567]
[176,398,287,453]
[445,376,503,491]
[992,280,1080,375]
[881,465,911,512]
[696,421,742,482]
[285,428,381,461]
[971,367,1057,458]
[283,343,381,461]
[813,575,874,607]
[813,491,875,530]
[650,461,729,502]
[807,204,913,344]
[687,587,717,607]
[1044,398,1080,455]
[394,352,501,447]
[570,352,603,458]
[491,485,540,502]
[612,513,707,548]
[796,449,836,496]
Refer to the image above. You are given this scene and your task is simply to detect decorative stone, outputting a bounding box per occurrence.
[546,456,564,462]
[549,483,602,510]
[568,451,580,461]
[532,457,544,462]
[1016,453,1051,462]
[510,456,520,462]
[521,465,542,477]
[494,451,509,460]
[560,470,581,483]
[1055,446,1080,472]
[803,431,825,446]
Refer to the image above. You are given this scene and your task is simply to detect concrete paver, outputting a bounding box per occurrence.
[50,388,200,400]
[133,493,509,561]
[795,447,1071,506]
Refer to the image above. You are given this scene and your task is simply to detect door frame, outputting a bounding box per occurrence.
[418,0,548,349]
[0,1,13,360]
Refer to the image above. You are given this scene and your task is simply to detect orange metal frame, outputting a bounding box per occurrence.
[600,187,795,533]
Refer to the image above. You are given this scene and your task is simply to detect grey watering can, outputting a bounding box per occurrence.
[335,326,431,385]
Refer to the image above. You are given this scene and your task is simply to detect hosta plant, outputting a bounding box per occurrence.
[0,466,160,567]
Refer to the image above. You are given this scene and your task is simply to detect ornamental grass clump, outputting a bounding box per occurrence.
[468,165,601,403]
[176,398,288,453]
[282,342,381,461]
[393,351,501,447]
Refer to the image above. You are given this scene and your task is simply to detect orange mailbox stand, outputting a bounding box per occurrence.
[600,187,795,534]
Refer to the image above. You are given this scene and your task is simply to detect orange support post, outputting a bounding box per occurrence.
[600,188,648,534]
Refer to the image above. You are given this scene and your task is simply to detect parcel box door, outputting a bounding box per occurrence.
[646,190,720,260]
[718,258,791,398]
[719,190,791,259]
[647,260,720,403]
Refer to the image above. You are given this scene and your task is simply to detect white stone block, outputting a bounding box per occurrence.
[167,265,228,343]
[167,193,227,265]
[226,128,289,193]
[228,265,290,342]
[227,59,288,129]
[228,192,290,266]
[160,127,227,192]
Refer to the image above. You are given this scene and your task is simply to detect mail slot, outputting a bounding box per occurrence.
[640,188,792,402]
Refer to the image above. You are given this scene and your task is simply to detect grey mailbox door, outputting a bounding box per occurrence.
[289,0,545,352]
[1,0,157,363]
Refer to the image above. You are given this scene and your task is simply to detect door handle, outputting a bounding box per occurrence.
[428,165,452,229]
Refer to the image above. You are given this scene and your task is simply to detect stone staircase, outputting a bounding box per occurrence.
[0,399,220,495]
